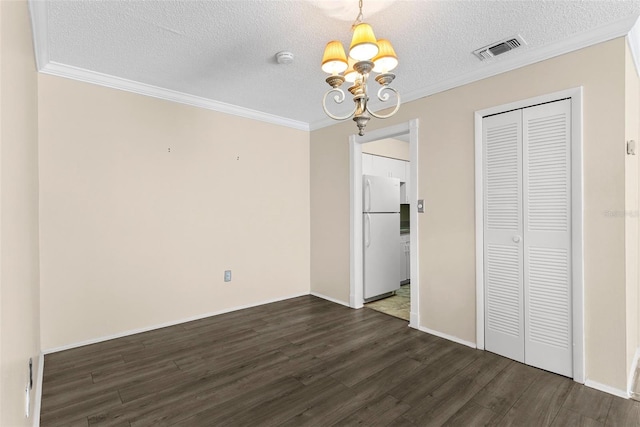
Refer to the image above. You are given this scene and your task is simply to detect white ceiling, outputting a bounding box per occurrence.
[31,0,640,131]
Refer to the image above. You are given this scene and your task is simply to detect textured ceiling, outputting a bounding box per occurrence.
[35,0,640,129]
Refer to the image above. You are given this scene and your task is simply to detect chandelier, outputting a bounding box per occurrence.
[321,0,400,136]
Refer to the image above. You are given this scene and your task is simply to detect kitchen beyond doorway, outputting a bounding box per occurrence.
[361,140,411,318]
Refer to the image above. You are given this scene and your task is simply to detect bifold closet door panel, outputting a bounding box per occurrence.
[483,110,525,363]
[522,99,573,377]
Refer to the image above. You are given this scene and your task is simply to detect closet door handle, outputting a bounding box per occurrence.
[512,235,521,243]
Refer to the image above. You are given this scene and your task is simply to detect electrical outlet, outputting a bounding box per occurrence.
[224,270,232,282]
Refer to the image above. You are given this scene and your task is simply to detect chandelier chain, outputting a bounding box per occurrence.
[352,0,364,30]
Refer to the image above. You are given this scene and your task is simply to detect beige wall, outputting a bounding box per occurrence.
[362,137,410,161]
[38,75,310,350]
[0,0,41,425]
[627,41,640,383]
[311,38,630,390]
[310,123,351,302]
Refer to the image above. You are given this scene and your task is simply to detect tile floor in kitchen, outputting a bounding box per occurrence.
[366,284,410,321]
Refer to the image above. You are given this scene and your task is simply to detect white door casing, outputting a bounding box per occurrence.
[350,120,420,329]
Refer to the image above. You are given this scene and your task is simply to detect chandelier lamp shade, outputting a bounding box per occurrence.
[321,0,400,136]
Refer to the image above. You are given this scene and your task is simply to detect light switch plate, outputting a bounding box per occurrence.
[628,140,637,155]
[417,199,424,213]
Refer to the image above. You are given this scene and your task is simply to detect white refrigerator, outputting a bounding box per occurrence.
[363,175,401,300]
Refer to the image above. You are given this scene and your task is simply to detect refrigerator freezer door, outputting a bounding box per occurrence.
[364,212,401,299]
[363,175,400,213]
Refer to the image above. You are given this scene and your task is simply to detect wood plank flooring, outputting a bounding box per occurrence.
[40,296,640,426]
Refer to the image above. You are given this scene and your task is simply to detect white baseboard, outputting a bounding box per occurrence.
[419,326,477,349]
[348,292,364,309]
[585,379,629,399]
[43,292,309,354]
[409,312,420,330]
[310,292,350,307]
[32,352,44,427]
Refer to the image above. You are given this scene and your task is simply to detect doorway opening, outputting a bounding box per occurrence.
[349,120,420,329]
[361,138,411,320]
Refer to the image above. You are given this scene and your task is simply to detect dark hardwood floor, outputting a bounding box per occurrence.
[41,295,640,426]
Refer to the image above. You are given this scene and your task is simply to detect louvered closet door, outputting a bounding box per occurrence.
[522,100,572,377]
[483,99,572,378]
[483,110,525,363]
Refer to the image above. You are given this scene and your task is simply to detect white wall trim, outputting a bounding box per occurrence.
[418,326,477,349]
[585,380,630,400]
[37,61,310,132]
[43,292,309,354]
[310,14,639,132]
[310,291,350,308]
[474,108,485,352]
[571,89,586,385]
[32,353,44,427]
[349,135,364,309]
[628,16,640,78]
[474,87,585,384]
[628,347,640,398]
[408,119,420,330]
[350,121,419,328]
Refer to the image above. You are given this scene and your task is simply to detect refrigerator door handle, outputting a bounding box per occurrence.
[365,213,372,248]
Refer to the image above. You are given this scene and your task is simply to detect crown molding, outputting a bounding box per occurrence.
[28,0,49,70]
[39,62,310,131]
[628,16,640,78]
[310,13,640,132]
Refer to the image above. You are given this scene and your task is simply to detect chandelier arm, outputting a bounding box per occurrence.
[368,86,401,119]
[322,87,358,121]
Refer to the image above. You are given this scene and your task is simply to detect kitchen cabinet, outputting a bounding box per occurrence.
[399,162,411,204]
[400,182,410,204]
[400,233,410,283]
[389,157,407,181]
[372,155,406,181]
[363,154,407,180]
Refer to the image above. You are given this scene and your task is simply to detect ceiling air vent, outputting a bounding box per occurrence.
[473,35,526,61]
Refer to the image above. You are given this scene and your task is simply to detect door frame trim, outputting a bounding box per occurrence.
[349,119,420,329]
[474,87,584,383]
